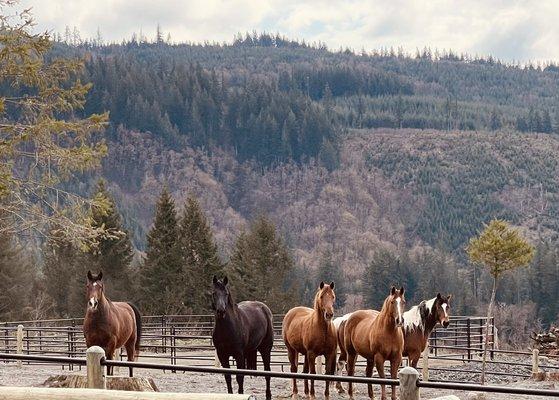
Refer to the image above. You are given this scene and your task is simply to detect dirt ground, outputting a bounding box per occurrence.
[0,352,557,400]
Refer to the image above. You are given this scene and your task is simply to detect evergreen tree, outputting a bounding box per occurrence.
[0,227,35,320]
[87,180,134,300]
[490,108,502,131]
[226,215,296,312]
[140,187,183,314]
[178,195,223,312]
[43,228,85,317]
[315,249,347,309]
[362,248,412,308]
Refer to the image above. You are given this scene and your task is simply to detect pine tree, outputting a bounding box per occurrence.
[87,180,134,300]
[226,215,296,312]
[316,249,347,309]
[140,187,183,314]
[43,229,85,317]
[0,226,35,320]
[467,219,534,384]
[178,195,223,312]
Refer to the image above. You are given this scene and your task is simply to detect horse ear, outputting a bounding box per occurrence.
[223,276,228,286]
[330,281,335,290]
[212,275,218,285]
[98,271,103,281]
[400,286,405,295]
[391,286,396,295]
[319,281,324,289]
[447,294,452,302]
[87,270,93,281]
[437,292,442,300]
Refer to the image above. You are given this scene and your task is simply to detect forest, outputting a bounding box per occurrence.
[2,30,559,345]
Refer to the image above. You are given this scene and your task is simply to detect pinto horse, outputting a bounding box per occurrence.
[83,271,141,376]
[340,286,405,400]
[283,281,337,400]
[403,293,452,367]
[211,276,274,399]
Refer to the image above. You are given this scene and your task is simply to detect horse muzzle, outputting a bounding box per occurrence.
[324,312,334,321]
[442,320,450,328]
[216,309,226,319]
[396,317,404,327]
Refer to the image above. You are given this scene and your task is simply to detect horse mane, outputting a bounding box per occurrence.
[403,299,430,333]
[377,294,394,323]
[313,288,323,311]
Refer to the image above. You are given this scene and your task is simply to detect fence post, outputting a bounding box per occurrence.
[422,343,429,381]
[398,366,420,400]
[16,325,23,368]
[490,318,496,360]
[86,346,106,389]
[532,349,539,375]
[466,318,471,360]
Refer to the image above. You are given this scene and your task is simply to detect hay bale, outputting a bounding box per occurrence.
[42,375,158,391]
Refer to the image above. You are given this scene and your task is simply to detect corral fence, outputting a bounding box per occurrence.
[0,349,558,400]
[0,314,558,381]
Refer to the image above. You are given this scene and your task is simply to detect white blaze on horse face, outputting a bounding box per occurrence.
[88,297,96,308]
[396,298,403,325]
[442,303,448,318]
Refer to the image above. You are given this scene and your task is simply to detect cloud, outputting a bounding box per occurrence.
[18,0,559,62]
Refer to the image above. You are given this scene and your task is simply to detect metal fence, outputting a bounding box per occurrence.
[1,314,557,381]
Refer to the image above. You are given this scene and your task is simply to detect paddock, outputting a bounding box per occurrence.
[0,314,558,399]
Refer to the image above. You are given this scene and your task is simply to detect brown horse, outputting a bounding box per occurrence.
[282,281,337,400]
[340,286,405,400]
[403,293,452,367]
[83,271,141,376]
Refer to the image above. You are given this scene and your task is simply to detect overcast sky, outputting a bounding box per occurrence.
[20,0,559,63]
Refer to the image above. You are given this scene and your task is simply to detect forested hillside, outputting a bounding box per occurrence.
[3,33,559,331]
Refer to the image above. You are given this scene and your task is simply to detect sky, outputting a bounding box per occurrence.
[16,0,559,63]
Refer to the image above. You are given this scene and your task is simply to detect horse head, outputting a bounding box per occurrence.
[86,270,104,311]
[433,293,452,328]
[212,275,231,319]
[387,286,406,327]
[315,281,336,321]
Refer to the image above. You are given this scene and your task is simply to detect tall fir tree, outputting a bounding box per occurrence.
[315,249,347,309]
[226,215,296,312]
[140,187,183,314]
[87,180,134,300]
[43,228,86,317]
[178,195,223,312]
[0,226,35,320]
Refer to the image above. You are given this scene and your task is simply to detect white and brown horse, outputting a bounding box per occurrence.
[403,293,452,367]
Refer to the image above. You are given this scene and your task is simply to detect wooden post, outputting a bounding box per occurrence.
[86,346,106,389]
[532,348,539,375]
[398,366,420,400]
[466,318,471,360]
[16,325,23,368]
[422,343,429,381]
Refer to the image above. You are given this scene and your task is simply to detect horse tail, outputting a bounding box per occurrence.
[128,302,142,355]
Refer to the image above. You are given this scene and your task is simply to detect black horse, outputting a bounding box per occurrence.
[211,275,274,399]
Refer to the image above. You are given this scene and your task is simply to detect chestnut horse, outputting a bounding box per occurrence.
[403,293,452,367]
[340,286,406,400]
[211,276,274,399]
[83,271,141,376]
[283,281,337,400]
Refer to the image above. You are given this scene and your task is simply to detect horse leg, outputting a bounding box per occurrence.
[346,350,357,399]
[389,357,402,400]
[374,354,386,400]
[234,353,246,394]
[246,350,257,370]
[105,348,113,376]
[324,350,336,399]
[410,353,419,369]
[217,352,233,394]
[259,346,272,400]
[307,352,317,400]
[125,341,135,377]
[336,348,347,393]
[303,354,309,396]
[286,346,299,400]
[365,359,374,399]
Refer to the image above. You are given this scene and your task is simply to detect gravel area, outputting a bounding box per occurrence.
[0,355,557,400]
